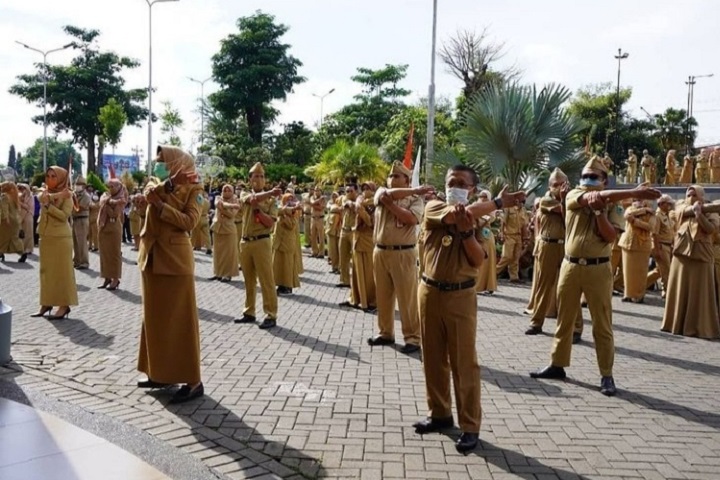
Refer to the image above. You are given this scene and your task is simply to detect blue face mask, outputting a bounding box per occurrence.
[580,178,602,187]
[153,162,169,180]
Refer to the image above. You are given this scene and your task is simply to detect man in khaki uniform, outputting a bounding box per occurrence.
[524,169,584,342]
[344,183,377,311]
[234,163,282,329]
[711,147,720,184]
[309,186,326,258]
[602,152,614,174]
[367,162,429,353]
[695,149,710,184]
[301,189,312,248]
[192,191,212,254]
[72,175,91,270]
[626,149,638,184]
[234,184,245,267]
[641,150,656,184]
[646,194,676,298]
[326,192,341,273]
[496,200,528,282]
[531,156,660,396]
[413,164,526,453]
[336,184,359,288]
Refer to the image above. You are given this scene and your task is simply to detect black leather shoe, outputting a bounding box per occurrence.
[334,283,350,288]
[530,365,566,379]
[413,417,454,434]
[400,344,421,354]
[363,307,377,314]
[572,332,582,344]
[137,379,171,389]
[456,432,479,453]
[525,326,542,335]
[367,336,394,346]
[18,253,27,263]
[234,314,256,324]
[258,317,277,329]
[600,376,617,396]
[170,383,204,404]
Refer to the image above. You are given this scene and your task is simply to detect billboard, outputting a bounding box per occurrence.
[101,154,140,179]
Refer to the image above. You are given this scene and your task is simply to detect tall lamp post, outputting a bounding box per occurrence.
[188,76,212,149]
[145,0,179,175]
[613,48,629,165]
[685,73,714,155]
[426,0,438,183]
[312,88,335,128]
[15,41,73,173]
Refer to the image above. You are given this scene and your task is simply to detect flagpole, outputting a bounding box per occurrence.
[426,0,438,183]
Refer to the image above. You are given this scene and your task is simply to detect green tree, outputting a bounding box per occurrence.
[381,103,457,163]
[443,83,585,194]
[159,100,184,147]
[567,83,632,155]
[9,26,148,174]
[98,98,127,154]
[320,64,411,148]
[8,145,17,172]
[20,137,82,179]
[305,140,389,185]
[652,107,696,152]
[210,11,305,144]
[269,121,316,166]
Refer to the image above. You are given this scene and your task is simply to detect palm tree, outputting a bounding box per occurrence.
[305,140,389,185]
[440,83,586,195]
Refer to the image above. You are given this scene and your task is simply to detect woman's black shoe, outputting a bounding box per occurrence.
[18,253,27,263]
[170,383,204,404]
[137,379,171,389]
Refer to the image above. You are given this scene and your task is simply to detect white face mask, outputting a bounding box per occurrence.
[92,194,99,202]
[446,187,469,206]
[76,186,84,193]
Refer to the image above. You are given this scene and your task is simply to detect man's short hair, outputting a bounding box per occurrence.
[446,164,480,186]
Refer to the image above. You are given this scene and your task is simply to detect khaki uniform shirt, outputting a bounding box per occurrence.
[326,198,342,236]
[73,191,91,218]
[354,197,375,252]
[373,188,424,246]
[564,188,617,259]
[421,200,483,283]
[654,210,675,245]
[211,199,238,234]
[340,196,357,238]
[239,191,279,238]
[502,206,527,236]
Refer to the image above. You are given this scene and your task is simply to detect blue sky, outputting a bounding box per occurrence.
[1,0,718,170]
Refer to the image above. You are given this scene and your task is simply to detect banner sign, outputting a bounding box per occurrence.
[101,154,140,178]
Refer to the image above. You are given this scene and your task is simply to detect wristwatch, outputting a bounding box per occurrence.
[459,229,474,240]
[493,198,503,209]
[593,209,603,216]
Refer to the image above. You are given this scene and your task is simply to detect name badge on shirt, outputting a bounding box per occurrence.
[442,235,453,247]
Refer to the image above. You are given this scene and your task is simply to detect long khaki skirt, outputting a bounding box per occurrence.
[622,248,651,300]
[39,235,78,307]
[212,232,239,278]
[99,220,123,279]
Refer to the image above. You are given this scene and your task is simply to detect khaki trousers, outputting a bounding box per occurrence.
[530,242,582,333]
[350,249,375,309]
[89,221,99,250]
[373,248,420,345]
[72,217,90,268]
[419,283,481,433]
[339,232,353,285]
[235,222,243,264]
[496,234,522,280]
[612,243,624,291]
[310,217,325,257]
[525,255,540,312]
[551,261,614,377]
[303,214,311,246]
[647,243,672,292]
[240,237,278,319]
[192,222,211,250]
[327,234,339,270]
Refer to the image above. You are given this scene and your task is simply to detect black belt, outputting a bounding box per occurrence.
[312,215,324,219]
[73,215,89,219]
[242,234,270,242]
[376,244,415,251]
[421,274,475,292]
[564,255,610,266]
[541,236,564,244]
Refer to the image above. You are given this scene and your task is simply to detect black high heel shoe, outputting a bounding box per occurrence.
[106,280,120,291]
[48,307,71,320]
[170,383,204,404]
[30,306,52,317]
[18,253,27,263]
[97,279,111,289]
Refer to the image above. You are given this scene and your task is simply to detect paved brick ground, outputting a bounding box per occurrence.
[1,244,720,480]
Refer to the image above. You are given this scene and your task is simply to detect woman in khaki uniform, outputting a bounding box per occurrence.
[30,167,78,319]
[325,192,342,273]
[273,193,303,294]
[619,199,656,303]
[18,183,35,256]
[679,155,694,184]
[695,150,710,184]
[661,185,720,339]
[0,182,26,262]
[664,150,677,185]
[346,183,377,312]
[210,184,240,282]
[88,190,100,251]
[97,179,127,290]
[128,194,147,251]
[136,145,204,403]
[474,190,498,295]
[191,192,211,254]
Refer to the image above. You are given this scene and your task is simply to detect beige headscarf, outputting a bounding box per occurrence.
[46,166,71,196]
[158,145,196,177]
[0,182,20,209]
[98,179,128,228]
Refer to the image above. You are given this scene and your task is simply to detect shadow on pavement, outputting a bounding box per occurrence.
[288,293,352,311]
[161,393,326,479]
[483,366,574,398]
[565,377,720,431]
[263,324,368,364]
[48,318,115,349]
[299,277,340,289]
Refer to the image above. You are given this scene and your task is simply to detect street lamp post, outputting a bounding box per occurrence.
[188,76,212,149]
[426,0,438,183]
[312,88,335,128]
[15,41,73,173]
[685,73,714,155]
[613,48,629,166]
[145,0,179,175]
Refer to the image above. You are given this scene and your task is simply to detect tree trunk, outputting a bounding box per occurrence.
[87,135,96,175]
[97,139,105,179]
[245,105,263,145]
